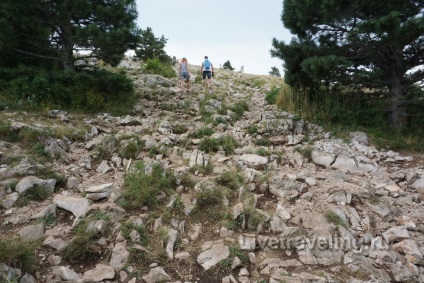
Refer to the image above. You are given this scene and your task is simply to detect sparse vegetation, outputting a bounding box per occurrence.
[63,220,96,261]
[265,87,281,104]
[117,135,144,159]
[188,127,214,139]
[256,147,270,157]
[216,170,244,191]
[247,124,258,135]
[0,237,38,273]
[295,146,313,162]
[120,222,148,246]
[118,162,177,210]
[254,137,271,146]
[16,185,51,207]
[324,210,348,228]
[190,163,214,175]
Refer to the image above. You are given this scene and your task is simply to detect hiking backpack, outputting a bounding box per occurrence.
[204,59,211,70]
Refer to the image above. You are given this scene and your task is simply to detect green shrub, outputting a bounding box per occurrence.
[119,162,177,210]
[216,171,244,191]
[219,135,238,155]
[295,146,313,162]
[117,136,144,159]
[231,101,249,120]
[265,87,280,104]
[190,163,214,175]
[120,222,148,246]
[199,137,220,153]
[143,58,176,78]
[254,138,271,146]
[188,127,214,138]
[63,232,96,261]
[247,125,258,135]
[198,135,238,156]
[256,147,270,157]
[0,67,136,114]
[16,185,50,207]
[0,237,38,273]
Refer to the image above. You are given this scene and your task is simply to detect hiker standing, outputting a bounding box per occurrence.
[200,56,214,88]
[179,57,190,93]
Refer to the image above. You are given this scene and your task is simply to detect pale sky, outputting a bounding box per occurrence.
[135,0,292,76]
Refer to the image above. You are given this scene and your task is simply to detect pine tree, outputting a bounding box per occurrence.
[135,27,171,63]
[269,67,281,77]
[223,60,235,71]
[271,0,424,129]
[0,0,140,70]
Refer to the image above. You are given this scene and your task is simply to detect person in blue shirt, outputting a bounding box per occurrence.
[200,56,214,88]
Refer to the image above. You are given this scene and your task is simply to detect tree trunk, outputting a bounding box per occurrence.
[387,78,406,130]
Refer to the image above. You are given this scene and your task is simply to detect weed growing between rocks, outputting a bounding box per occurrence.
[191,186,232,224]
[120,222,149,246]
[254,137,271,146]
[247,125,258,135]
[0,237,38,274]
[199,136,238,156]
[117,135,144,159]
[295,146,313,162]
[324,210,348,228]
[188,127,214,139]
[215,170,245,191]
[189,163,214,176]
[256,147,270,157]
[15,185,50,207]
[118,161,177,210]
[34,214,57,227]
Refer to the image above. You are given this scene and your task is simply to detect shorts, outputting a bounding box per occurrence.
[202,71,212,79]
[180,72,190,80]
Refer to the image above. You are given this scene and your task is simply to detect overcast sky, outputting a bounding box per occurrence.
[134,0,292,76]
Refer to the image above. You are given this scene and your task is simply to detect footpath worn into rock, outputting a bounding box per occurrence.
[1,61,423,283]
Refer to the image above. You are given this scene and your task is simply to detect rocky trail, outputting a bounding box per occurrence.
[1,61,423,283]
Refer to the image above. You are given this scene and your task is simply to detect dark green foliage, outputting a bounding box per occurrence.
[216,171,244,191]
[135,27,172,63]
[16,185,50,207]
[0,68,135,113]
[119,162,177,210]
[120,222,148,246]
[269,66,281,77]
[265,87,280,105]
[223,60,235,71]
[188,127,214,139]
[0,237,38,273]
[198,136,238,156]
[231,101,249,120]
[63,231,96,261]
[198,137,221,153]
[117,136,144,159]
[172,124,188,134]
[190,163,214,176]
[218,136,238,156]
[247,125,258,135]
[143,58,176,78]
[254,138,271,146]
[271,0,424,129]
[0,0,140,70]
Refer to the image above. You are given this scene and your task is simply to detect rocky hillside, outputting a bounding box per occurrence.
[1,61,423,283]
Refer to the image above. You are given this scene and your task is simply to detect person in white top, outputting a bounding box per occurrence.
[200,56,214,88]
